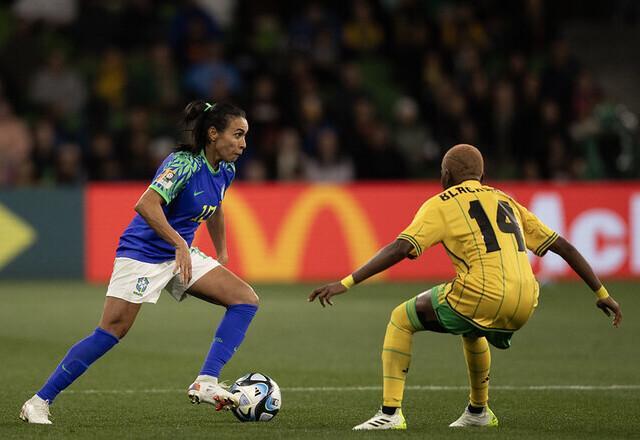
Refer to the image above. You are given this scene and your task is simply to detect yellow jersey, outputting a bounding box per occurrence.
[398,180,558,331]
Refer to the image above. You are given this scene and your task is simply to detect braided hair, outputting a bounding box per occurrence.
[178,100,246,154]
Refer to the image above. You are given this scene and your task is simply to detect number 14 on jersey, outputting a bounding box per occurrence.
[468,200,525,252]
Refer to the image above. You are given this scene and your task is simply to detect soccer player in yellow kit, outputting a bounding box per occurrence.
[309,144,622,430]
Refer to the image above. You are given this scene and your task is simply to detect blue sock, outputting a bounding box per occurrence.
[200,304,258,378]
[37,327,119,402]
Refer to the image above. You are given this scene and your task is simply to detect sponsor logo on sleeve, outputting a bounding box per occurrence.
[155,169,176,190]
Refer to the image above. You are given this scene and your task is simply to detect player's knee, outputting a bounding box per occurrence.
[245,287,260,306]
[390,303,404,321]
[230,285,259,307]
[389,303,411,331]
[390,298,427,333]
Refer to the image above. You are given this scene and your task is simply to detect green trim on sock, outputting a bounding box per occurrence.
[405,297,424,331]
[383,348,411,357]
[383,375,405,382]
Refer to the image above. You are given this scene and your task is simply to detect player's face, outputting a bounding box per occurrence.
[211,117,249,162]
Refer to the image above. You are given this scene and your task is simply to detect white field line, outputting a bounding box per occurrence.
[65,384,640,395]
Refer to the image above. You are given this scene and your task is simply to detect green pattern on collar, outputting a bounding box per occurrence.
[199,149,221,175]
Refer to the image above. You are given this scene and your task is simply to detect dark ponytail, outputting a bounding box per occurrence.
[177,100,246,154]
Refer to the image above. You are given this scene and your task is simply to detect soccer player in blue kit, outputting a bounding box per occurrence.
[20,101,257,424]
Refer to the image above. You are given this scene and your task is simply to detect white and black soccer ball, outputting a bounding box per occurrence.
[230,373,281,422]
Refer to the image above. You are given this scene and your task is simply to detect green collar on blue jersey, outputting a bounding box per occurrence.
[200,148,221,175]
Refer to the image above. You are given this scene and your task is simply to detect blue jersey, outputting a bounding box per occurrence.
[116,149,235,263]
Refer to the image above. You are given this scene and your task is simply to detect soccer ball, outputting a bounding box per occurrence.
[229,373,281,422]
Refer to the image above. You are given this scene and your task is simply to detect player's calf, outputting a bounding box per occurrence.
[381,297,425,408]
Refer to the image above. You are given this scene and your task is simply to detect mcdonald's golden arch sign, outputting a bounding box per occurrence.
[86,182,640,282]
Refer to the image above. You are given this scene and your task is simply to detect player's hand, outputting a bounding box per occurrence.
[174,241,192,285]
[596,296,622,328]
[308,282,348,307]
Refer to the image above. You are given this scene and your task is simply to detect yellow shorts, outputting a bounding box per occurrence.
[431,284,514,350]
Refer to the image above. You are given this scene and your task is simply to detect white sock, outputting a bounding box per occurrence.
[196,375,218,384]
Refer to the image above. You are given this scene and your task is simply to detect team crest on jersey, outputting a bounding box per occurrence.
[155,168,176,190]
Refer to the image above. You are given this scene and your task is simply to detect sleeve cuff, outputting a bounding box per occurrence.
[534,232,558,256]
[398,234,423,258]
[149,184,171,204]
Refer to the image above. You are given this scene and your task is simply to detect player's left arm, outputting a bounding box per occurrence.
[512,197,622,327]
[548,236,622,327]
[206,205,228,265]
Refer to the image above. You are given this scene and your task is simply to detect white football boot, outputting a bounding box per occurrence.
[449,405,498,427]
[353,408,407,430]
[19,395,52,424]
[188,379,239,411]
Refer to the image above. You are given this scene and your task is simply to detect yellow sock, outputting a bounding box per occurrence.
[462,336,491,407]
[382,297,424,407]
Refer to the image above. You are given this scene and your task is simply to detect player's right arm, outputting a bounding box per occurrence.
[134,189,192,284]
[512,198,622,327]
[308,239,414,307]
[134,153,197,284]
[308,198,442,307]
[548,236,622,327]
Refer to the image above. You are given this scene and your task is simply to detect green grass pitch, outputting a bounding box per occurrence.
[1,281,639,439]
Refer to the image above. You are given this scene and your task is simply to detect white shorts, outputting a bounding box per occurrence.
[106,247,220,304]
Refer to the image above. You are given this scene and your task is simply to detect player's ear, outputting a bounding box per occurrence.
[441,168,451,189]
[208,126,218,143]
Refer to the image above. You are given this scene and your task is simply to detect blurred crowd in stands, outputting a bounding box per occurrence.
[0,0,638,187]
